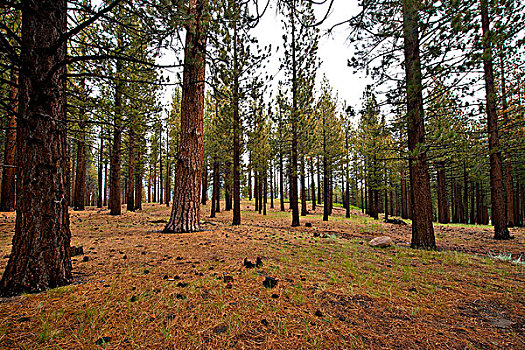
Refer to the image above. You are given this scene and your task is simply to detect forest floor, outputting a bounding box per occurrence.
[0,200,524,349]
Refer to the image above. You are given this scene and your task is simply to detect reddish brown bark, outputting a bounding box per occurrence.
[0,0,72,296]
[164,0,207,232]
[402,0,435,249]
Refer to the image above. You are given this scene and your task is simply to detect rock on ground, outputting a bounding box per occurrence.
[369,236,394,248]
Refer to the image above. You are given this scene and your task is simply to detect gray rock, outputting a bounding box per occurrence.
[369,236,394,248]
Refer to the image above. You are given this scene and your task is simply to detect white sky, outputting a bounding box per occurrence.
[250,0,369,110]
[159,0,370,114]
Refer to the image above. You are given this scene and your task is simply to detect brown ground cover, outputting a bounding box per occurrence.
[0,201,524,349]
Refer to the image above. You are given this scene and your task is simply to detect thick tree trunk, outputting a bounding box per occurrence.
[164,0,207,233]
[0,0,72,296]
[0,69,17,212]
[481,0,510,239]
[126,128,135,211]
[402,0,435,249]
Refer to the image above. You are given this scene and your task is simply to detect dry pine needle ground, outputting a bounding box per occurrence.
[0,200,524,349]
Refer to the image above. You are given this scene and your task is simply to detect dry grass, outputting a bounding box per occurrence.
[0,200,524,349]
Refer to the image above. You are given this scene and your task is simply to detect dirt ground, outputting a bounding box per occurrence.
[0,201,524,349]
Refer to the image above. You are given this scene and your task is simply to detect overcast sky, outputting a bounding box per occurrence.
[250,0,370,110]
[159,0,370,115]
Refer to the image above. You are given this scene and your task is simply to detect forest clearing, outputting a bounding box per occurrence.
[1,0,525,349]
[0,202,524,349]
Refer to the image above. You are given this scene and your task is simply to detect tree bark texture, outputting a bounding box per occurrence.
[0,0,72,296]
[126,128,135,211]
[481,0,510,239]
[402,0,435,249]
[164,0,207,233]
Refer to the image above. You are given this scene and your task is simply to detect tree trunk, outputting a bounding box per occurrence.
[232,22,241,225]
[317,157,322,205]
[225,162,232,211]
[323,154,329,221]
[402,0,435,249]
[210,160,218,218]
[499,52,515,227]
[109,59,122,215]
[258,172,263,214]
[126,128,135,212]
[248,152,252,201]
[73,122,86,211]
[164,0,207,233]
[97,137,103,208]
[270,160,274,209]
[436,162,449,224]
[201,160,207,205]
[0,0,72,296]
[165,131,170,206]
[0,69,17,212]
[166,158,171,206]
[345,178,350,218]
[254,170,259,211]
[263,170,267,216]
[480,0,510,239]
[289,6,299,227]
[103,160,108,207]
[279,152,285,211]
[135,162,142,211]
[300,157,307,216]
[400,170,408,219]
[310,160,316,211]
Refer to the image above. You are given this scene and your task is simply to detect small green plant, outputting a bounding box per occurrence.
[488,252,525,266]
